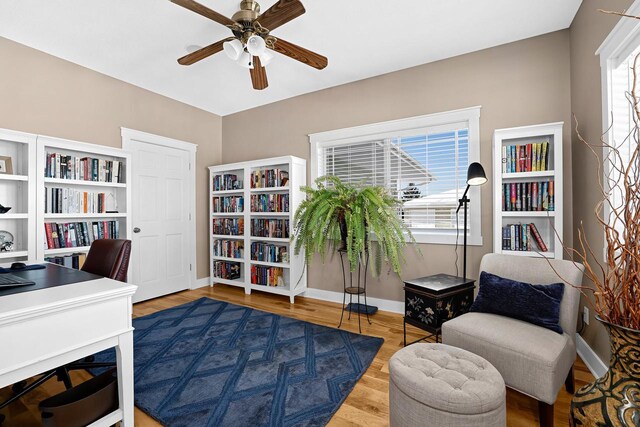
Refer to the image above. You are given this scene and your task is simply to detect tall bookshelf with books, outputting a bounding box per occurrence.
[0,129,37,261]
[209,156,307,303]
[493,122,563,259]
[36,136,131,263]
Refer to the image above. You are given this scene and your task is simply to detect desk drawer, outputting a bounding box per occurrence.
[0,296,131,378]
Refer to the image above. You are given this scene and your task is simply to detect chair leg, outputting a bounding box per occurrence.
[565,366,575,394]
[538,401,554,427]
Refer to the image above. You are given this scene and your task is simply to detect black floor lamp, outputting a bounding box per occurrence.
[456,162,487,280]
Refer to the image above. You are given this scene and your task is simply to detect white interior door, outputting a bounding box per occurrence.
[126,138,193,302]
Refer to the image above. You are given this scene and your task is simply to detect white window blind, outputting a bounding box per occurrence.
[319,127,470,232]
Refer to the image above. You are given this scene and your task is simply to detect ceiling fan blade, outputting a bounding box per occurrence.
[257,0,305,31]
[178,39,226,65]
[171,0,236,27]
[250,57,269,90]
[270,38,327,70]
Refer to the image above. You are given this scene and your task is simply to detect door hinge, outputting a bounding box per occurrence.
[189,162,191,170]
[190,264,192,271]
[189,213,192,220]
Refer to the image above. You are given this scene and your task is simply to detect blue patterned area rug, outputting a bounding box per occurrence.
[93,297,383,427]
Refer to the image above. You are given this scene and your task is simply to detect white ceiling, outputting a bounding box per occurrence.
[0,0,582,116]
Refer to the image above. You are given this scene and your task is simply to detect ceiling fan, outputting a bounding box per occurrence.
[171,0,328,90]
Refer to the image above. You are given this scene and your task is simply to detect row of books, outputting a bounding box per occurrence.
[45,221,120,250]
[45,152,124,183]
[212,196,244,213]
[501,142,550,173]
[213,173,243,192]
[250,193,289,213]
[251,265,285,287]
[45,253,87,270]
[45,187,109,214]
[250,242,288,264]
[502,223,548,252]
[250,219,289,239]
[212,218,244,236]
[250,169,289,189]
[213,239,244,259]
[213,261,242,280]
[502,181,554,212]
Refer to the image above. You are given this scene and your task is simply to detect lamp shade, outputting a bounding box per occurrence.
[223,39,243,60]
[466,162,487,186]
[258,50,273,66]
[246,35,266,56]
[237,51,254,69]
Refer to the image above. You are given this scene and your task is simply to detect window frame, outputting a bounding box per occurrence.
[308,106,482,245]
[597,0,640,260]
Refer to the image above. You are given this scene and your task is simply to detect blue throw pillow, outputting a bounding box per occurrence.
[470,271,565,334]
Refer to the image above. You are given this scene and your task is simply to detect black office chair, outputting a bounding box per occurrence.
[0,239,131,424]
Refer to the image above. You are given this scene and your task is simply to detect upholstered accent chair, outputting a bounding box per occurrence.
[442,253,584,427]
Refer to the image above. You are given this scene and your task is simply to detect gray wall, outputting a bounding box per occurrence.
[569,0,633,363]
[0,36,223,280]
[222,30,573,302]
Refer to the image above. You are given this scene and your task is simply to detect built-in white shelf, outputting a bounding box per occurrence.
[250,260,290,268]
[493,122,563,259]
[44,213,128,219]
[37,135,131,260]
[44,246,91,256]
[0,214,30,220]
[0,174,29,182]
[0,250,29,259]
[44,177,127,188]
[209,156,306,303]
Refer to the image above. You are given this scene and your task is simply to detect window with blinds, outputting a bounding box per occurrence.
[319,127,469,232]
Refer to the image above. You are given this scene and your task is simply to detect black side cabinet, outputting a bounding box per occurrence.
[403,274,475,346]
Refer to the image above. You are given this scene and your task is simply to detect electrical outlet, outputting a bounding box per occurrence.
[583,306,590,325]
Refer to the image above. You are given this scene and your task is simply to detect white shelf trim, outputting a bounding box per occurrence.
[44,178,126,188]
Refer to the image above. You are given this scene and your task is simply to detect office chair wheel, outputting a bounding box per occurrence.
[11,381,26,394]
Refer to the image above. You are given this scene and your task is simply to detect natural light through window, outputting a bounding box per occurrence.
[309,107,481,245]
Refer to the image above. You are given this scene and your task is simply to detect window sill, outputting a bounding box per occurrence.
[410,232,483,246]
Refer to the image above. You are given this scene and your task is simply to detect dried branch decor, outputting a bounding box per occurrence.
[568,52,640,331]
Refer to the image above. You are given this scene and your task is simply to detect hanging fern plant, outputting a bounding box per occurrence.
[292,175,416,276]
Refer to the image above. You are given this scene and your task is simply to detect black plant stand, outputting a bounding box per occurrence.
[337,249,373,334]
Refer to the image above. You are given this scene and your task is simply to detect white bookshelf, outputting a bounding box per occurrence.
[36,136,132,260]
[493,122,563,259]
[0,129,37,261]
[208,156,307,303]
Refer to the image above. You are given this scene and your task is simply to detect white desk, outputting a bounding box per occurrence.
[0,272,137,426]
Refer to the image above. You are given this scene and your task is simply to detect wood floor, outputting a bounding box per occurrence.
[1,284,593,426]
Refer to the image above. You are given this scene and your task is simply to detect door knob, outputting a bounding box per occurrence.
[133,227,141,233]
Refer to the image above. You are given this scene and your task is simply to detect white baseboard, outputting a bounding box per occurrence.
[302,288,404,314]
[576,334,607,378]
[193,277,210,289]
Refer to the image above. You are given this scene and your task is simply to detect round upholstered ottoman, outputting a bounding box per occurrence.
[389,343,506,427]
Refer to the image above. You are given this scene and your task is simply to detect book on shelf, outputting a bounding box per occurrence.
[212,218,244,236]
[250,168,289,189]
[44,220,120,250]
[250,241,288,263]
[45,252,87,270]
[250,193,289,213]
[212,239,244,259]
[502,180,554,212]
[251,264,284,287]
[213,174,242,192]
[502,222,548,252]
[212,196,244,213]
[501,142,550,173]
[213,260,242,280]
[250,218,289,238]
[45,152,124,183]
[45,187,107,214]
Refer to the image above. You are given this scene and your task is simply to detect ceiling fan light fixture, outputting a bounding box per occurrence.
[223,39,244,60]
[238,50,254,69]
[246,35,266,56]
[259,50,273,66]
